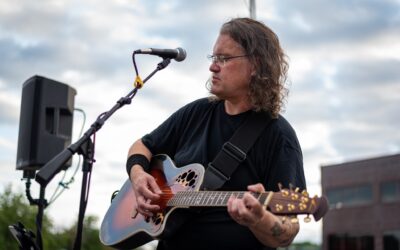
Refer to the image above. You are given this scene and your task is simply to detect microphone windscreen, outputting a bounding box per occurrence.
[175,47,187,62]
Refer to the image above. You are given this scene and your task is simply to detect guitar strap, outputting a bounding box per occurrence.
[202,111,273,190]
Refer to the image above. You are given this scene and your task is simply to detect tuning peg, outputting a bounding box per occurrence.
[287,203,296,211]
[299,203,307,211]
[294,187,300,193]
[281,189,290,197]
[278,183,290,196]
[304,215,311,223]
[291,192,299,200]
[275,204,284,212]
[290,217,299,224]
[289,183,294,191]
[301,190,309,197]
[301,196,309,203]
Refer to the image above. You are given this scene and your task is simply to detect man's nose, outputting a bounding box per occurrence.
[209,61,220,72]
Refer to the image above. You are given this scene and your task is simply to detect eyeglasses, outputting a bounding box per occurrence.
[207,54,248,66]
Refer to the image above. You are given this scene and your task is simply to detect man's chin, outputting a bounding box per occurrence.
[210,89,221,99]
[210,86,221,96]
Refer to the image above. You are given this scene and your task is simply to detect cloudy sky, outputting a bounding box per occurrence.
[1,0,399,246]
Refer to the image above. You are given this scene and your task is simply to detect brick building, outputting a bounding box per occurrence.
[321,154,400,250]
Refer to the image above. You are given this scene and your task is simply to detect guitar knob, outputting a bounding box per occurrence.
[287,203,295,211]
[281,190,290,197]
[299,203,307,211]
[275,204,284,212]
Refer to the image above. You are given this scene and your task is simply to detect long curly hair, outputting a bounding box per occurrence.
[216,18,289,118]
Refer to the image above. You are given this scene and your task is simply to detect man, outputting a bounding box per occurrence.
[126,18,306,250]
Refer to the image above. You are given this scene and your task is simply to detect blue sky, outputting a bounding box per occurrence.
[1,0,399,245]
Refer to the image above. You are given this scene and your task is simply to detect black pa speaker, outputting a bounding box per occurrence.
[16,75,77,174]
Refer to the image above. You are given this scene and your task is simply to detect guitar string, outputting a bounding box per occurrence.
[158,192,316,212]
[155,195,316,216]
[154,184,315,208]
[158,191,313,201]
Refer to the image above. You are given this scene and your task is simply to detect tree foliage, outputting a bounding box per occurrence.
[0,185,114,249]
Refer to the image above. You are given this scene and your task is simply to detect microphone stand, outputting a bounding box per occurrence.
[35,57,171,250]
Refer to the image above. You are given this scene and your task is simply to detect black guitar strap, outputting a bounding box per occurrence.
[202,111,273,190]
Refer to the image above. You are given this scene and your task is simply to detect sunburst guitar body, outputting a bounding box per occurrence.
[100,154,328,249]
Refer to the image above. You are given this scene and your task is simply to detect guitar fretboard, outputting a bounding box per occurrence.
[167,191,272,207]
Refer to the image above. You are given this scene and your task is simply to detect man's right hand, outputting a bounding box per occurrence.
[130,165,162,217]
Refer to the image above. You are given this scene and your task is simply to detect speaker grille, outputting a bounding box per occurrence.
[16,75,77,171]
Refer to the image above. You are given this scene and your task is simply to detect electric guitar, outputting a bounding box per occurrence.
[100,154,328,249]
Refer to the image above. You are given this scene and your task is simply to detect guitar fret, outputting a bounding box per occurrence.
[223,192,230,204]
[209,192,217,206]
[183,192,189,205]
[170,191,274,208]
[206,192,212,206]
[216,192,224,205]
[222,192,229,205]
[177,191,188,206]
[174,191,181,206]
[213,192,220,206]
[195,192,204,205]
[186,191,194,205]
[172,191,183,206]
[183,192,188,205]
[168,192,176,206]
[259,192,268,205]
[235,191,243,199]
[176,192,182,206]
[202,192,208,205]
[250,192,261,204]
[205,192,212,205]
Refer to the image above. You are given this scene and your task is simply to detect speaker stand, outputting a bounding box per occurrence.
[13,177,48,250]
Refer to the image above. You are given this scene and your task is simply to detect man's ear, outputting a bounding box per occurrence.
[250,59,257,76]
[251,64,257,76]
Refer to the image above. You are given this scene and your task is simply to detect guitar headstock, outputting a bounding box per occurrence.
[266,187,328,222]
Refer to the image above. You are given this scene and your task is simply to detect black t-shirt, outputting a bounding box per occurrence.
[142,98,306,250]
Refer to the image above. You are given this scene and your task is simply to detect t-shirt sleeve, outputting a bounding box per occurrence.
[141,98,209,157]
[142,107,183,157]
[264,122,307,192]
[268,141,306,191]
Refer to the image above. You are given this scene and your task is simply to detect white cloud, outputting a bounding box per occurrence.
[0,137,15,151]
[0,89,20,124]
[1,0,399,247]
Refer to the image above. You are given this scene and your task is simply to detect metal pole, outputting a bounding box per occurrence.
[249,0,256,19]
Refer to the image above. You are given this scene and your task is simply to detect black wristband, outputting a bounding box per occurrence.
[126,154,150,176]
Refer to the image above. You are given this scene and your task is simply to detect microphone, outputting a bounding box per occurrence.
[134,47,186,62]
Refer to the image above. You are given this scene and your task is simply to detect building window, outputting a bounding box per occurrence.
[328,234,374,250]
[383,230,400,250]
[381,181,400,203]
[327,185,373,208]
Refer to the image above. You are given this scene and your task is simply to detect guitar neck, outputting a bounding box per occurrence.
[167,191,271,207]
[166,189,328,220]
